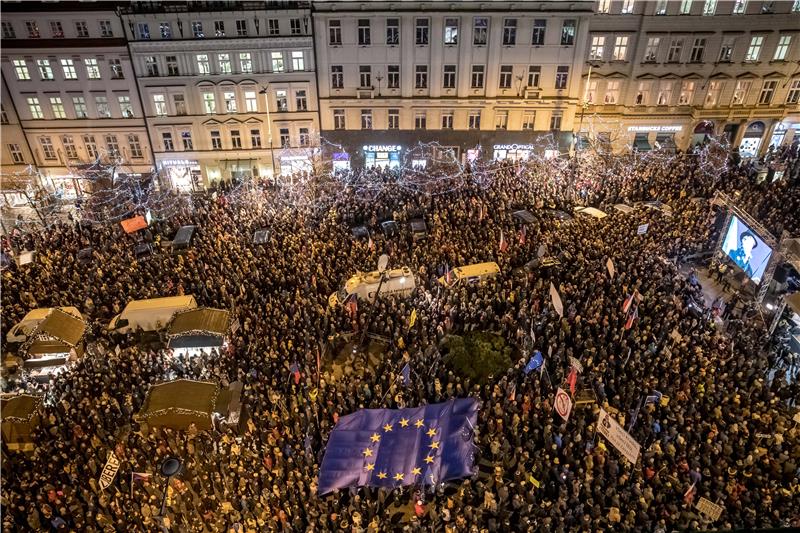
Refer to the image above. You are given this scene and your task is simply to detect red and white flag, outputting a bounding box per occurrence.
[566,367,578,395]
[518,225,527,245]
[499,230,509,253]
[445,263,453,285]
[624,305,638,330]
[622,293,634,314]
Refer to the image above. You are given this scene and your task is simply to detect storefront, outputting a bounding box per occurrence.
[158,159,201,192]
[492,143,535,162]
[224,159,257,181]
[691,121,715,147]
[739,121,766,159]
[768,122,788,150]
[363,144,402,169]
[628,125,683,152]
[332,152,351,172]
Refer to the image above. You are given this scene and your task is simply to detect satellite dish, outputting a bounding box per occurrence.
[377,254,389,273]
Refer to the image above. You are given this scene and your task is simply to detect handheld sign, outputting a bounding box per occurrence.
[597,408,641,465]
[377,254,389,273]
[637,223,649,235]
[554,388,573,422]
[695,497,724,521]
[98,451,121,491]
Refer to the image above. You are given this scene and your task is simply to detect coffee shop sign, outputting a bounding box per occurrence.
[627,126,683,133]
[363,145,402,152]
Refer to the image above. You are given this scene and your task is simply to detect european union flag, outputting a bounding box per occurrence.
[318,398,479,495]
[524,351,544,374]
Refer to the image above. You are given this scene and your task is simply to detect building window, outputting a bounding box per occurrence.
[759,80,776,104]
[61,136,78,159]
[192,21,204,38]
[146,56,159,77]
[223,91,237,113]
[203,92,216,114]
[358,19,371,45]
[604,80,620,103]
[279,128,290,147]
[211,131,222,150]
[502,18,517,45]
[732,80,752,104]
[522,111,536,129]
[644,37,660,62]
[268,19,280,35]
[26,21,40,38]
[8,144,24,164]
[499,65,513,88]
[416,18,429,45]
[110,59,124,79]
[196,54,211,75]
[160,22,172,38]
[667,38,683,62]
[444,18,459,45]
[437,111,453,129]
[292,51,305,71]
[166,56,179,76]
[549,112,562,131]
[83,135,98,158]
[774,35,791,61]
[690,38,706,62]
[680,0,693,13]
[361,109,373,129]
[290,18,302,35]
[331,65,344,89]
[494,110,508,130]
[702,0,717,15]
[329,20,342,44]
[532,19,546,46]
[105,135,119,156]
[793,0,800,12]
[471,65,485,88]
[733,0,747,14]
[218,53,232,74]
[214,20,225,37]
[128,135,143,158]
[621,0,635,13]
[388,65,400,88]
[0,105,7,124]
[137,23,150,40]
[678,81,696,105]
[173,94,186,115]
[586,80,597,103]
[590,36,605,60]
[240,53,253,74]
[61,59,78,80]
[118,96,133,117]
[231,130,242,149]
[473,17,488,45]
[786,79,800,103]
[276,90,288,111]
[250,129,261,148]
[635,81,651,105]
[95,96,110,117]
[561,20,576,46]
[612,36,629,60]
[162,132,174,151]
[386,18,399,45]
[761,1,774,13]
[528,65,541,87]
[719,36,735,62]
[468,110,481,129]
[296,90,307,111]
[745,36,763,61]
[245,90,258,112]
[99,20,113,37]
[2,21,16,38]
[236,19,248,36]
[50,21,64,38]
[299,128,310,146]
[360,65,372,88]
[37,59,54,80]
[181,131,193,150]
[415,112,427,129]
[655,0,668,14]
[656,81,673,105]
[415,65,428,88]
[334,109,346,129]
[704,80,722,106]
[85,58,101,79]
[598,0,611,13]
[27,97,43,118]
[271,52,285,72]
[50,97,66,119]
[388,109,400,129]
[555,66,569,89]
[40,137,56,159]
[443,65,456,89]
[73,96,87,118]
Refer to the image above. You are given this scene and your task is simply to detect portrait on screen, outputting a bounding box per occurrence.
[722,216,773,283]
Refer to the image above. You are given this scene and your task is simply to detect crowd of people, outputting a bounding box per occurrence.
[1,143,799,532]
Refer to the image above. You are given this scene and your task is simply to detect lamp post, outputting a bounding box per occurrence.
[572,63,596,183]
[259,86,277,180]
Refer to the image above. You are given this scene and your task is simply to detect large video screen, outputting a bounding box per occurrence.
[722,215,773,283]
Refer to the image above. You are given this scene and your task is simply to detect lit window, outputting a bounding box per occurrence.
[612,36,629,60]
[292,51,305,71]
[702,0,717,15]
[13,59,30,80]
[644,37,661,62]
[704,81,722,106]
[50,97,66,118]
[137,23,150,40]
[73,97,88,118]
[197,54,210,75]
[598,0,611,13]
[146,56,159,77]
[604,80,620,104]
[218,53,232,74]
[732,0,747,14]
[655,0,668,14]
[40,137,56,159]
[245,91,258,112]
[85,58,101,79]
[276,90,288,111]
[656,81,673,105]
[680,0,693,13]
[774,35,791,61]
[95,96,110,118]
[37,60,54,80]
[561,20,576,46]
[203,92,216,114]
[223,91,237,113]
[118,96,133,117]
[678,81,696,105]
[192,21,204,38]
[61,59,78,80]
[473,17,488,45]
[590,36,605,60]
[444,18,459,45]
[732,80,752,105]
[271,52,284,72]
[621,0,635,13]
[240,53,253,73]
[160,22,172,38]
[745,36,763,61]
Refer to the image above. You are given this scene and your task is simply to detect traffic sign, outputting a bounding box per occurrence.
[554,387,573,422]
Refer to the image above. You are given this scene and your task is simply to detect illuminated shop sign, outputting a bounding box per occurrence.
[627,126,683,133]
[493,144,535,150]
[363,145,402,152]
[160,159,200,167]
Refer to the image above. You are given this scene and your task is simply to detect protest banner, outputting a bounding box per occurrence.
[98,451,121,491]
[637,223,649,235]
[696,497,724,521]
[554,388,573,422]
[549,283,564,318]
[606,258,615,278]
[597,408,641,465]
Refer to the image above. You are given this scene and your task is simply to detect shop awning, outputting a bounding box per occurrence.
[31,308,86,347]
[167,308,230,348]
[633,137,652,151]
[135,379,219,431]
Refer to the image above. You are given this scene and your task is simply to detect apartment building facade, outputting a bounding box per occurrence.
[120,1,319,189]
[312,1,594,169]
[0,4,153,200]
[583,0,800,155]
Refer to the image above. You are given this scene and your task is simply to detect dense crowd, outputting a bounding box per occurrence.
[1,144,800,532]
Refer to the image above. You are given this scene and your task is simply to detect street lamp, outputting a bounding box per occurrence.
[259,86,277,179]
[158,456,182,517]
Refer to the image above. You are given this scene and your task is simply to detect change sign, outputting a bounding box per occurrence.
[98,451,121,491]
[597,408,641,465]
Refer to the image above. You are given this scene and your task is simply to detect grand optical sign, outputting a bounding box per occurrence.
[363,145,402,152]
[627,126,683,133]
[493,144,535,150]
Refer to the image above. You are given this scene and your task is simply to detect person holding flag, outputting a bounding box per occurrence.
[499,230,508,253]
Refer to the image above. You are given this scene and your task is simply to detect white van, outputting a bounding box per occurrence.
[6,307,83,343]
[108,295,197,333]
[438,262,500,286]
[329,267,416,307]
